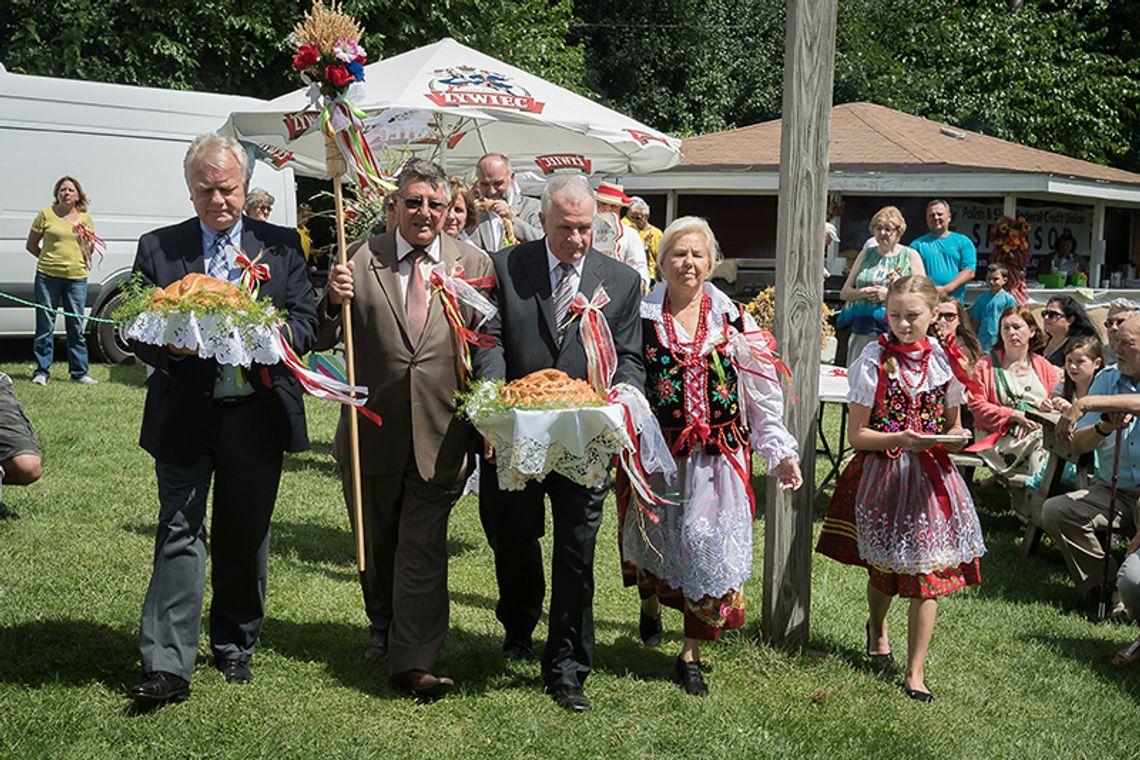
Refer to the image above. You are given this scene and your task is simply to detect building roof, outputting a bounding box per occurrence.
[677,102,1140,187]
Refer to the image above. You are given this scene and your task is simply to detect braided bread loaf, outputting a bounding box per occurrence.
[499,369,601,407]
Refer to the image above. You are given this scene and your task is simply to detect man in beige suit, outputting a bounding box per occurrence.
[316,159,493,698]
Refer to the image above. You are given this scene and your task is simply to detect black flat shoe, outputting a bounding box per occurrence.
[865,621,894,667]
[129,671,190,703]
[904,686,935,702]
[674,657,709,696]
[548,684,591,713]
[216,659,252,684]
[639,611,663,648]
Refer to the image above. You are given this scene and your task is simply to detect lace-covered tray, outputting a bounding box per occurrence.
[124,310,284,367]
[475,405,635,491]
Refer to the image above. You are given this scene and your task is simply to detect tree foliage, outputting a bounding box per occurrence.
[0,0,585,100]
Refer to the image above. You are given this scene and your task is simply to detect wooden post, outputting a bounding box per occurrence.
[762,0,837,650]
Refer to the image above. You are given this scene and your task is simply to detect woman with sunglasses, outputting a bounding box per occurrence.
[1038,296,1098,367]
[931,294,982,373]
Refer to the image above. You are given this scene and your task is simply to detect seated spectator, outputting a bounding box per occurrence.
[969,305,1058,485]
[0,373,43,516]
[244,188,274,221]
[1038,296,1098,367]
[931,294,982,373]
[1049,316,1140,610]
[1102,298,1140,365]
[1037,232,1086,278]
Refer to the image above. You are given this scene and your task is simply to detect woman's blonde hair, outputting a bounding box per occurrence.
[657,216,722,273]
[869,205,906,237]
[53,176,90,212]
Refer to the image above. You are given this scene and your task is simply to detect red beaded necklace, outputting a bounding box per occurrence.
[895,346,932,389]
[662,291,711,366]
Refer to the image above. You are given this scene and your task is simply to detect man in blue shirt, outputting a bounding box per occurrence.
[909,199,977,301]
[1048,315,1140,601]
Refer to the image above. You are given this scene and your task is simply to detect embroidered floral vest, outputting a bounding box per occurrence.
[644,312,746,456]
[871,376,947,437]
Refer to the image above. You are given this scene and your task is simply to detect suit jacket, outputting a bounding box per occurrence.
[474,240,645,389]
[470,194,542,251]
[314,231,495,484]
[130,216,319,465]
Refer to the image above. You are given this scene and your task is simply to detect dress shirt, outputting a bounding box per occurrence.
[546,243,584,293]
[395,231,442,302]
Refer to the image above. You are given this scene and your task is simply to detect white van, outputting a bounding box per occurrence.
[0,66,296,362]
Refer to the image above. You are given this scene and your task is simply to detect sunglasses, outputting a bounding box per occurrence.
[1040,310,1064,319]
[1106,316,1133,329]
[935,312,958,321]
[401,196,447,212]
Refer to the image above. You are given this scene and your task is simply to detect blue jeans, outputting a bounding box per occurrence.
[33,272,89,379]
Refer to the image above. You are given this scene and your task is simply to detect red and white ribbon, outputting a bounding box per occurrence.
[428,263,497,376]
[607,385,678,522]
[569,285,617,393]
[271,326,382,427]
[73,222,106,263]
[721,322,798,405]
[236,254,271,297]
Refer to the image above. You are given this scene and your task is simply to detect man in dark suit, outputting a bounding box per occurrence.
[127,133,318,704]
[315,160,494,699]
[474,174,645,713]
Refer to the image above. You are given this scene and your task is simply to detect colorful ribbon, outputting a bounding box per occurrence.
[271,326,381,427]
[569,286,617,393]
[322,97,395,191]
[428,263,497,378]
[720,322,799,405]
[73,222,106,263]
[235,253,271,297]
[607,388,677,523]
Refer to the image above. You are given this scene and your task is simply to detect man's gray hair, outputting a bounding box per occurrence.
[396,159,451,201]
[184,133,250,187]
[477,152,511,175]
[628,196,650,217]
[541,174,594,215]
[1108,298,1140,315]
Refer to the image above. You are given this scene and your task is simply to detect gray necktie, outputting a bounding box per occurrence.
[552,262,576,342]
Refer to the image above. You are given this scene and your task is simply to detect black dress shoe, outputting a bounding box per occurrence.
[217,659,252,684]
[389,669,455,700]
[548,684,591,713]
[865,621,894,667]
[364,630,389,662]
[674,657,709,696]
[639,611,663,648]
[904,685,935,702]
[129,671,190,703]
[502,638,533,662]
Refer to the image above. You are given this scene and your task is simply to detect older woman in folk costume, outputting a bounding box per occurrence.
[618,216,802,697]
[817,275,985,702]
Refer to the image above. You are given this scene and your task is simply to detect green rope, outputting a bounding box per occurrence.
[0,290,123,324]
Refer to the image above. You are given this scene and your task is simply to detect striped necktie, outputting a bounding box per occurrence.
[208,231,230,280]
[553,262,576,342]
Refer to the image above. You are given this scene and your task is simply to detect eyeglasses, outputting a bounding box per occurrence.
[401,196,447,213]
[1040,310,1064,319]
[874,226,898,234]
[935,312,958,322]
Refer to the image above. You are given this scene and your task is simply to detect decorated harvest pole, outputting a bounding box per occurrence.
[291,1,391,573]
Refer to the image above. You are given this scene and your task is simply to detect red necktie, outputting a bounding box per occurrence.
[406,248,428,342]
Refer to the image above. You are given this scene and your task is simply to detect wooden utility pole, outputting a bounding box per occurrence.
[762,0,837,650]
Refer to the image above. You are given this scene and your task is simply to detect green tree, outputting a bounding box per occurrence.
[0,0,585,100]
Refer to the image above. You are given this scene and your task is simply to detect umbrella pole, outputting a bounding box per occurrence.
[1098,426,1123,621]
[331,171,367,574]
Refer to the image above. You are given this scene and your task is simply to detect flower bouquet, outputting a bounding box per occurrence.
[988,214,1032,304]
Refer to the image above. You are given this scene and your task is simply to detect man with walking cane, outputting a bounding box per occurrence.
[1051,315,1140,617]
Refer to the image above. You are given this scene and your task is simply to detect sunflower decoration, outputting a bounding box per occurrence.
[988,214,1033,304]
[745,287,833,351]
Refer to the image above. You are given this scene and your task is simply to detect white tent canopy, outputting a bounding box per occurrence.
[223,37,681,181]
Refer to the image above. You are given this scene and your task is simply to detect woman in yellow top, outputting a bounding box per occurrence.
[24,176,97,385]
[625,196,663,281]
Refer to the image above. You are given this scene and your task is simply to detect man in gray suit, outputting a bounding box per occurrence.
[469,153,542,251]
[474,174,645,713]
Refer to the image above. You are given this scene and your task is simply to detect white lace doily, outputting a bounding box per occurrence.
[476,404,634,491]
[125,310,284,367]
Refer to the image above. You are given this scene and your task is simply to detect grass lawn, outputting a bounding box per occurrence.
[1,350,1139,759]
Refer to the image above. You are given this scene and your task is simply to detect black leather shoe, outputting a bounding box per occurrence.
[675,657,709,696]
[129,671,190,703]
[502,638,533,662]
[217,659,252,684]
[548,684,591,713]
[865,621,894,667]
[364,630,389,662]
[389,669,455,700]
[639,611,663,648]
[904,686,935,702]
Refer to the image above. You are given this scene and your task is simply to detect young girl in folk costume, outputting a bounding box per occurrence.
[816,275,986,702]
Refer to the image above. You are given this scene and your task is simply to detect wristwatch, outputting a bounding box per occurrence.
[1095,419,1113,436]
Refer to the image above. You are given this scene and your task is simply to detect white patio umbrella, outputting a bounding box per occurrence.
[222,37,681,179]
